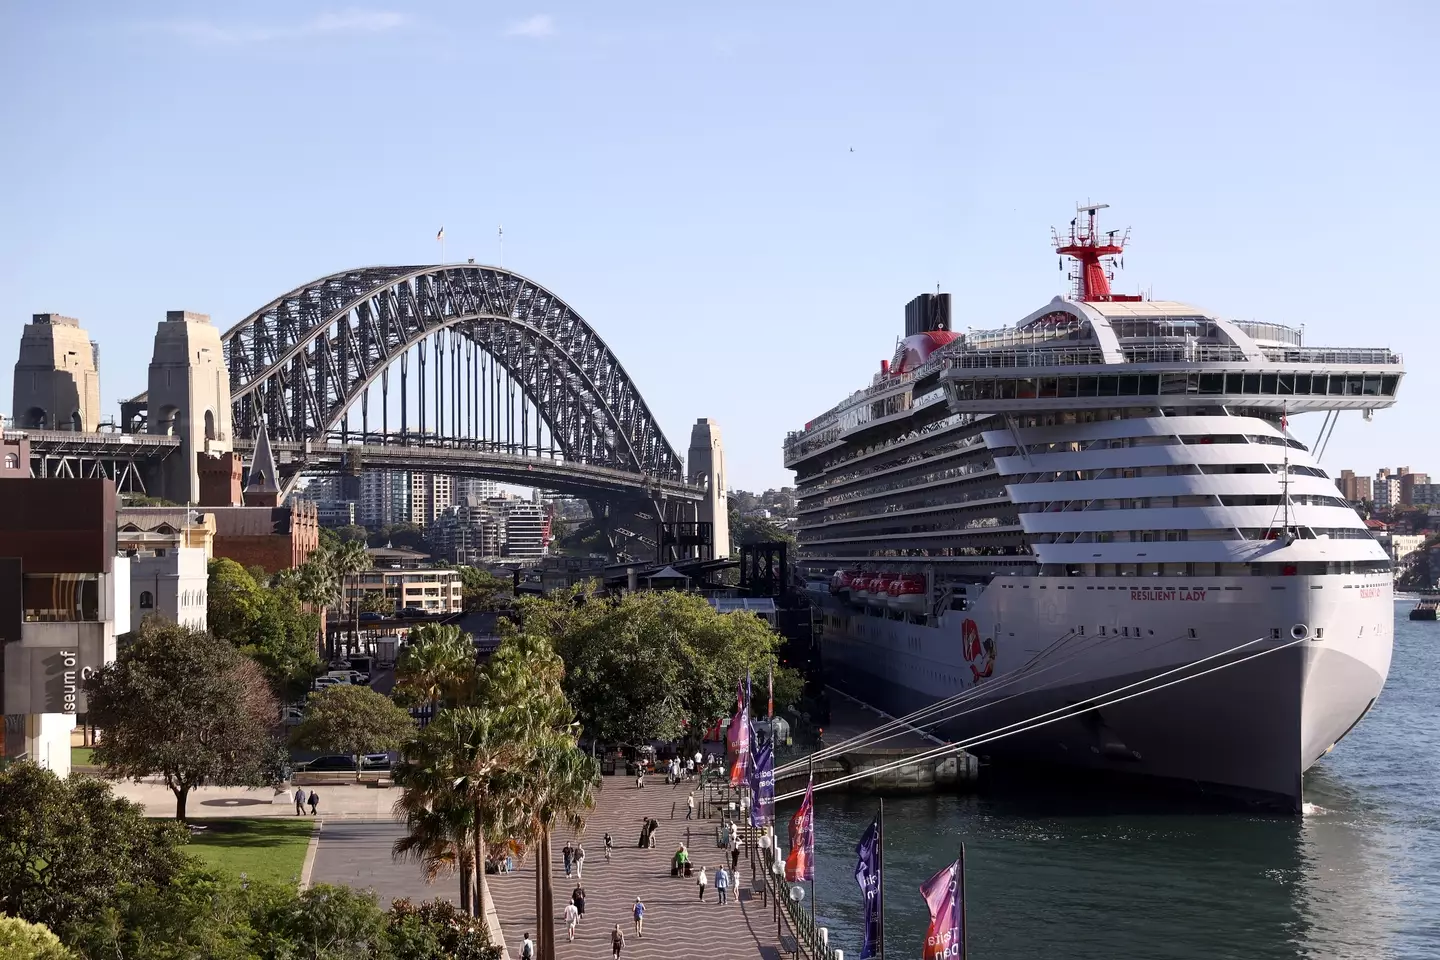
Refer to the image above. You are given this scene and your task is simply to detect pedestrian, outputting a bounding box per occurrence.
[307,790,319,815]
[574,842,585,880]
[572,883,586,919]
[729,832,741,873]
[705,750,714,767]
[693,748,702,773]
[685,758,694,780]
[632,897,645,938]
[521,932,534,960]
[696,865,708,901]
[564,900,579,942]
[716,864,729,904]
[604,831,614,861]
[686,792,695,821]
[562,840,574,877]
[612,924,625,958]
[293,786,305,815]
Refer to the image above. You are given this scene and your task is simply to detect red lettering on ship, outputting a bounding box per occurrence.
[1129,589,1208,602]
[1359,588,1387,599]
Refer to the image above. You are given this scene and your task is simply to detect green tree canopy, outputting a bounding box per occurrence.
[395,623,478,710]
[540,588,780,748]
[86,619,285,819]
[0,763,189,934]
[0,916,77,960]
[292,684,416,779]
[207,557,321,694]
[452,566,512,611]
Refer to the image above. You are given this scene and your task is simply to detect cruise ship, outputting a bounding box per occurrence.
[785,205,1402,811]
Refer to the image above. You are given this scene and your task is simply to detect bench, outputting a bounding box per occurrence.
[778,933,800,958]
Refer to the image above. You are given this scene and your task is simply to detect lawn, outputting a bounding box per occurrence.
[184,819,315,886]
[71,746,94,767]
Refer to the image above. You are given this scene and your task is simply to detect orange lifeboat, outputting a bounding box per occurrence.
[888,574,926,613]
[871,573,897,606]
[851,574,873,601]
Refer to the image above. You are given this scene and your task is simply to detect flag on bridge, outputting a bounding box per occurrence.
[921,851,966,960]
[784,779,814,881]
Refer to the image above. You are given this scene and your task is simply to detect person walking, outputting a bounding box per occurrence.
[574,841,585,880]
[686,792,695,821]
[695,865,709,901]
[632,897,645,938]
[572,883,586,919]
[611,924,625,958]
[293,786,305,815]
[716,864,729,905]
[307,790,319,816]
[729,832,741,873]
[563,900,579,942]
[562,840,574,877]
[603,831,614,861]
[520,932,534,960]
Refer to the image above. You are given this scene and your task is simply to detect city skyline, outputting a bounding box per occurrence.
[2,2,1435,489]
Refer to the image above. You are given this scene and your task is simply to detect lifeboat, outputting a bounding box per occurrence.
[851,574,873,602]
[831,569,859,599]
[870,573,897,607]
[888,574,927,613]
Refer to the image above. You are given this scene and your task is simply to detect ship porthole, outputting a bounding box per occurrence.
[1291,623,1309,640]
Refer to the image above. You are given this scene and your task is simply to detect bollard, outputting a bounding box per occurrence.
[819,927,828,949]
[835,951,844,960]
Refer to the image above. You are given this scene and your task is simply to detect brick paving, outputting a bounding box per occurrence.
[486,772,783,960]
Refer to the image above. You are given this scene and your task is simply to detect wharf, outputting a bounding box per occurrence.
[486,770,805,960]
[773,688,977,795]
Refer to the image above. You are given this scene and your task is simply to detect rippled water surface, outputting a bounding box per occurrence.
[800,601,1440,959]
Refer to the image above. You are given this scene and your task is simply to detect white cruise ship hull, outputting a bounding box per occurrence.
[818,573,1392,811]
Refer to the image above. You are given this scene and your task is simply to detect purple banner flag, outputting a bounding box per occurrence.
[921,854,964,960]
[748,738,774,827]
[854,814,882,958]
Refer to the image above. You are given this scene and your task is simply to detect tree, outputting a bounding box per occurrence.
[207,558,322,694]
[292,685,415,780]
[770,664,806,714]
[395,623,478,713]
[728,507,797,554]
[361,590,393,614]
[0,763,189,934]
[453,566,511,611]
[86,620,284,819]
[544,589,780,749]
[0,917,77,960]
[330,539,373,650]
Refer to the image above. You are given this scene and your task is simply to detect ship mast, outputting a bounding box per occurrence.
[1052,202,1142,302]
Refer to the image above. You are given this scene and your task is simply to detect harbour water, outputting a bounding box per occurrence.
[803,600,1439,959]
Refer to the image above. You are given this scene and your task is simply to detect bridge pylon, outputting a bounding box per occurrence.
[146,311,233,504]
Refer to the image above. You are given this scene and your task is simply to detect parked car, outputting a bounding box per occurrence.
[312,676,346,691]
[326,669,368,685]
[359,612,385,622]
[399,606,426,618]
[297,755,356,772]
[361,753,393,771]
[281,706,305,725]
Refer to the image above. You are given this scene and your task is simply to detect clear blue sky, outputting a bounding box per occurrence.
[2,2,1435,491]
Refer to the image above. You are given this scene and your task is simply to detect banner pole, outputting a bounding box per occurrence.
[959,842,967,960]
[877,799,886,960]
[808,755,816,925]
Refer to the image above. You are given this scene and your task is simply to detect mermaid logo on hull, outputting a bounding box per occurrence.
[961,619,996,684]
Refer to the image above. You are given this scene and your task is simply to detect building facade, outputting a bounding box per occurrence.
[409,472,453,528]
[358,470,410,528]
[343,568,463,614]
[209,501,320,574]
[1,478,129,777]
[1336,469,1372,504]
[129,548,208,631]
[11,314,102,433]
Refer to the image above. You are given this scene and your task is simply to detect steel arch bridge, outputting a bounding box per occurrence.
[219,264,703,552]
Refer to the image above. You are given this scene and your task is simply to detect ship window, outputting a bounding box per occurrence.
[1277,374,1294,395]
[999,380,1017,400]
[1295,374,1312,394]
[1198,373,1224,395]
[1058,378,1078,398]
[1261,374,1278,394]
[1098,376,1119,397]
[1346,375,1365,395]
[1226,373,1243,393]
[1161,373,1189,394]
[1139,375,1160,394]
[1381,375,1398,396]
[1078,377,1098,397]
[1243,374,1262,393]
[1039,378,1058,398]
[1362,375,1382,396]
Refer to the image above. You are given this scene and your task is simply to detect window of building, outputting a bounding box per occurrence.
[23,574,100,622]
[140,590,155,609]
[3,453,17,469]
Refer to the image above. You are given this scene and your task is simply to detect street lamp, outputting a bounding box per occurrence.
[789,884,805,902]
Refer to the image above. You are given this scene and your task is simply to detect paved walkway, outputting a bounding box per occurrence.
[107,779,400,819]
[487,772,782,960]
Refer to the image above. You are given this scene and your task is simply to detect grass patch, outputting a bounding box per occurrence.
[183,819,315,886]
[72,746,95,767]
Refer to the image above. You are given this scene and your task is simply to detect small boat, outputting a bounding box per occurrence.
[1410,598,1439,621]
[871,573,897,607]
[852,574,873,602]
[888,574,927,613]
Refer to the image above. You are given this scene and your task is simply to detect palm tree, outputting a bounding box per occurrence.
[294,550,340,656]
[511,730,600,960]
[392,782,478,910]
[393,705,529,920]
[329,539,372,655]
[396,623,477,718]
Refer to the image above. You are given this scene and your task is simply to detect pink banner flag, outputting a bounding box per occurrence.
[728,674,751,786]
[921,856,964,960]
[784,779,814,881]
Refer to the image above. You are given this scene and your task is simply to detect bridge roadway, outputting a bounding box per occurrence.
[232,438,705,502]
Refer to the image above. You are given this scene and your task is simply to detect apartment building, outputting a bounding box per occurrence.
[343,568,463,614]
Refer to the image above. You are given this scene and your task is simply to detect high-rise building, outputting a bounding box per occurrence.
[358,470,410,528]
[455,477,498,502]
[409,473,452,528]
[1337,469,1372,503]
[1400,471,1430,507]
[430,497,488,565]
[1374,469,1402,511]
[503,499,547,559]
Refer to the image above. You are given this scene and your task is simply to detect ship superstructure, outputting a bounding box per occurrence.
[785,205,1402,810]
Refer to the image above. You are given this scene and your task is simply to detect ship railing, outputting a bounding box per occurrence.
[1258,347,1402,365]
[1234,320,1304,346]
[1120,345,1250,364]
[965,326,1091,349]
[944,349,1107,370]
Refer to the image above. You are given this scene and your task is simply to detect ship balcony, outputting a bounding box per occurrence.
[941,367,1400,413]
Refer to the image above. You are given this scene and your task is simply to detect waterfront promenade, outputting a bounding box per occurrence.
[486,771,782,960]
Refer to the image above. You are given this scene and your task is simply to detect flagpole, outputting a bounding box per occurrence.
[808,755,815,925]
[959,842,967,960]
[877,799,886,960]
